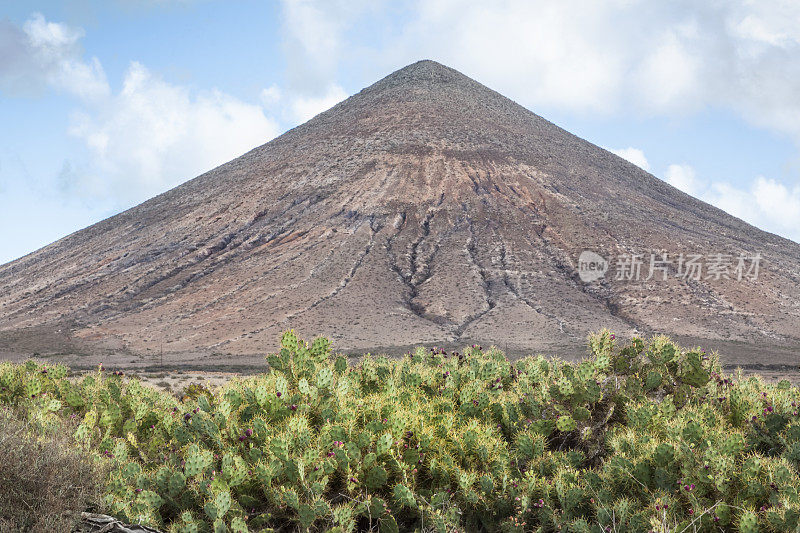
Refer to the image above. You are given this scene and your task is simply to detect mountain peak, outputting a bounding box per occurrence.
[358,59,484,97]
[1,61,799,366]
[385,59,462,82]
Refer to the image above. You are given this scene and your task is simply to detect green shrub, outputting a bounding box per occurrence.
[1,330,799,532]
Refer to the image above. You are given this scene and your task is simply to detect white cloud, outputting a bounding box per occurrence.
[400,1,629,112]
[1,12,355,205]
[272,0,800,146]
[259,80,348,126]
[281,0,343,90]
[704,177,800,242]
[280,0,378,94]
[68,62,281,201]
[0,13,109,100]
[665,164,700,196]
[739,177,800,237]
[607,147,650,172]
[288,84,347,123]
[1,13,339,206]
[658,162,800,242]
[260,84,282,106]
[705,181,752,222]
[604,145,800,242]
[634,26,703,111]
[728,1,800,48]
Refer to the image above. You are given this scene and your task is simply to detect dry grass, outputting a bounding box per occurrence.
[0,408,106,532]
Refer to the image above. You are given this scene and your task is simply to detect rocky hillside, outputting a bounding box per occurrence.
[1,60,799,365]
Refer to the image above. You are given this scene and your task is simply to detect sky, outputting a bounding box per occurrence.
[1,1,799,265]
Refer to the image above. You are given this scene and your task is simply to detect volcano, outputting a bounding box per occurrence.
[1,60,799,367]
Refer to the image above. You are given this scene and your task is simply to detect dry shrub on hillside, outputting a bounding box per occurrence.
[0,408,106,532]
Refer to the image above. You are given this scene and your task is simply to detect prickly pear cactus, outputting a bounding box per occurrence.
[739,510,759,533]
[556,415,576,432]
[1,332,799,533]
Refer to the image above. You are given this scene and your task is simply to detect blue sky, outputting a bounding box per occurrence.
[1,1,799,264]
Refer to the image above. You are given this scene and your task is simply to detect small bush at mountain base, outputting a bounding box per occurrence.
[1,330,799,532]
[0,406,107,532]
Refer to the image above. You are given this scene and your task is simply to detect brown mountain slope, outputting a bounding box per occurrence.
[1,60,799,365]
